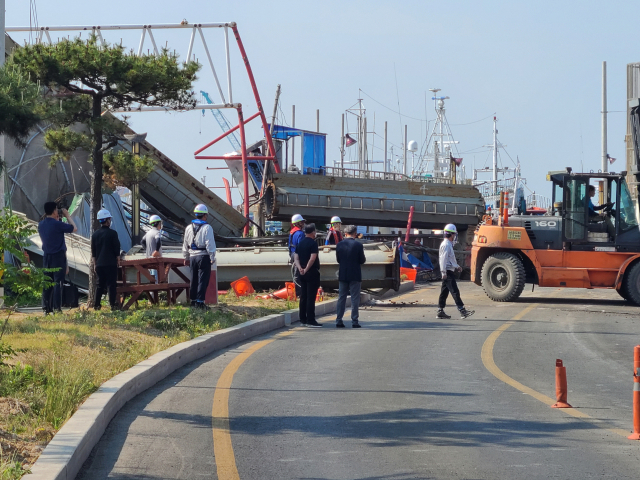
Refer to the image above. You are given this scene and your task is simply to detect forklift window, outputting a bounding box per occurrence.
[564,177,587,240]
[619,181,639,232]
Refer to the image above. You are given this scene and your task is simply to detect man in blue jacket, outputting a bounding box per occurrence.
[334,225,366,328]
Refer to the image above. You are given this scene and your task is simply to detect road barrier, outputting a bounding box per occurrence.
[629,345,640,440]
[551,359,572,408]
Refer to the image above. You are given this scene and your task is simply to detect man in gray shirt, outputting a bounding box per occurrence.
[141,215,163,282]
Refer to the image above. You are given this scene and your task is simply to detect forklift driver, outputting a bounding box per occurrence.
[587,185,609,218]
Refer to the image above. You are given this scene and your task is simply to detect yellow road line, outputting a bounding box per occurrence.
[212,330,295,480]
[481,302,630,438]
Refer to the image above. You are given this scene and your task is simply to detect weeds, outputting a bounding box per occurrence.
[0,296,292,478]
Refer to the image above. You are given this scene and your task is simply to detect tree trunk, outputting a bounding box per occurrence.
[87,95,103,308]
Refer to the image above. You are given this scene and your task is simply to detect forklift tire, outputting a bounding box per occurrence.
[481,252,526,302]
[623,262,640,306]
[617,288,631,303]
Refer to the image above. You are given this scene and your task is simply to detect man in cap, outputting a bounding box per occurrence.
[141,215,163,283]
[38,201,78,314]
[91,209,121,310]
[288,213,306,296]
[437,224,474,319]
[183,204,216,309]
[325,216,343,245]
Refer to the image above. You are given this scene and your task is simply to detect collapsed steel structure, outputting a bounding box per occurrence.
[7,21,281,237]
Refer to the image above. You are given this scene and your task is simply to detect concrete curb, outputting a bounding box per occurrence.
[29,281,415,480]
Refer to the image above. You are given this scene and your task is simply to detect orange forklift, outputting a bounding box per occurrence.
[471,168,640,304]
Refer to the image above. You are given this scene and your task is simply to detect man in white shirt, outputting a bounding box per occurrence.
[182,204,216,310]
[437,224,474,320]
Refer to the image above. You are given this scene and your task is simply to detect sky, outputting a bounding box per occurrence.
[6,0,639,205]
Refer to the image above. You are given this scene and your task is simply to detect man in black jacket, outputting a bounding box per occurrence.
[91,209,121,310]
[334,225,366,328]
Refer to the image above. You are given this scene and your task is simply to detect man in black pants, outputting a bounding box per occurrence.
[437,223,474,319]
[182,204,216,309]
[38,201,77,314]
[335,225,366,328]
[294,223,323,327]
[91,209,121,310]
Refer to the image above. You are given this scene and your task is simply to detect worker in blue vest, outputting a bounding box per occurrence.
[288,214,306,296]
[182,204,216,310]
[325,216,343,245]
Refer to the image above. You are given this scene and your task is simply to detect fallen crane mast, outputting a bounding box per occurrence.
[25,233,399,294]
[264,172,485,231]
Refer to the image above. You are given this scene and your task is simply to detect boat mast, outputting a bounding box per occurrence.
[492,116,498,202]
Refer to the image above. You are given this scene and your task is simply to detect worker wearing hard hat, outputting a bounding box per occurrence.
[325,216,343,245]
[91,209,121,310]
[142,215,163,283]
[437,224,474,320]
[288,214,306,296]
[288,214,306,256]
[182,204,216,309]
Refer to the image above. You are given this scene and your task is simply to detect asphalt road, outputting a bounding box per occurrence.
[77,282,640,479]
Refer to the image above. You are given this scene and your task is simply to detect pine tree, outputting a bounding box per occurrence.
[10,35,200,303]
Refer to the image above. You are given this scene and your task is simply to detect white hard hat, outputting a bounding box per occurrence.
[194,204,208,215]
[291,214,305,224]
[443,223,457,234]
[97,209,112,221]
[149,215,162,225]
[330,216,342,224]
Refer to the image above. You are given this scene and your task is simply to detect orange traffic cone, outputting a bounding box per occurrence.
[230,276,255,297]
[551,359,572,408]
[629,346,640,440]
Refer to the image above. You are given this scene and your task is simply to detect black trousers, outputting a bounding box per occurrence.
[298,272,320,324]
[438,271,464,309]
[95,265,118,308]
[190,255,211,303]
[42,251,67,312]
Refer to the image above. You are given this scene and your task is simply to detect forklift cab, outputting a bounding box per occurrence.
[548,169,640,250]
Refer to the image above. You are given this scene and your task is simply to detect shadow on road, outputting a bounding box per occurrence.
[515,296,632,307]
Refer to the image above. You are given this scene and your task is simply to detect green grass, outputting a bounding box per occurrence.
[0,294,294,478]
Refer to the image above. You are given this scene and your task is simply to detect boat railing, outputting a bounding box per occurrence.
[526,193,551,210]
[322,166,457,184]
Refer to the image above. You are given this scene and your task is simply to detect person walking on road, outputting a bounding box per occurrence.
[38,201,78,314]
[294,223,323,327]
[91,209,121,310]
[325,216,343,245]
[334,225,366,328]
[288,213,306,296]
[182,204,216,310]
[141,215,163,282]
[437,224,474,320]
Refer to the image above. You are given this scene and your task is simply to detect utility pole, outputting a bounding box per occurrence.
[316,109,319,133]
[404,125,408,176]
[602,61,608,173]
[291,105,295,168]
[340,113,345,174]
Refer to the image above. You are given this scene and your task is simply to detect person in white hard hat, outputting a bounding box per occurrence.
[91,209,121,310]
[288,214,306,296]
[437,224,474,319]
[182,204,216,309]
[142,215,163,283]
[325,216,343,245]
